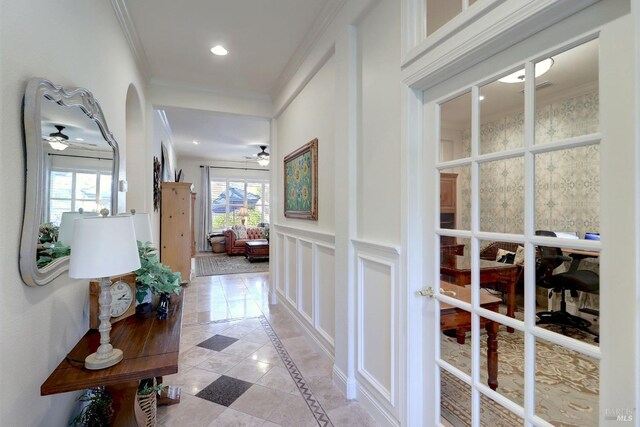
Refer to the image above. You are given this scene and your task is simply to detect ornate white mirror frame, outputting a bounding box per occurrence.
[20,79,120,286]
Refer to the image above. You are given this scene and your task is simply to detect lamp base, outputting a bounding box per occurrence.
[85,348,123,370]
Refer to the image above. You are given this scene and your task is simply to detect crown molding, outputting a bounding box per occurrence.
[149,78,273,103]
[156,109,175,147]
[269,0,348,99]
[110,0,151,81]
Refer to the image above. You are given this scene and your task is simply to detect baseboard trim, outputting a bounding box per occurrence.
[271,289,335,362]
[332,365,356,398]
[356,379,401,427]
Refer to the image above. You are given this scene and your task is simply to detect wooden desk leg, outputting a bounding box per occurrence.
[506,279,515,333]
[455,275,468,343]
[106,381,139,427]
[486,321,499,391]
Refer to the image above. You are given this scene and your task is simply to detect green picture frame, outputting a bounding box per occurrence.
[284,138,318,220]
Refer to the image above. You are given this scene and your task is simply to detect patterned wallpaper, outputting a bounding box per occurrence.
[449,91,600,238]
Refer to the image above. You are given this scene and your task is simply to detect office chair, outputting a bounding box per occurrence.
[535,231,599,340]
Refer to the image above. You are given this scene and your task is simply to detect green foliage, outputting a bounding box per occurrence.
[39,222,59,243]
[246,208,262,227]
[134,241,183,303]
[212,214,227,228]
[37,241,71,269]
[69,387,113,427]
[138,379,166,396]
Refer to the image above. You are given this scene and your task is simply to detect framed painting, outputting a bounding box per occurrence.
[284,138,318,220]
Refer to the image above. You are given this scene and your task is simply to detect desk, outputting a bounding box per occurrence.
[441,255,520,334]
[41,294,183,426]
[440,282,501,391]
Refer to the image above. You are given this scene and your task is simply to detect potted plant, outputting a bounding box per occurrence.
[70,387,114,427]
[135,379,166,427]
[134,241,183,319]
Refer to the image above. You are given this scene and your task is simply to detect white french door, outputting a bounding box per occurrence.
[418,11,637,427]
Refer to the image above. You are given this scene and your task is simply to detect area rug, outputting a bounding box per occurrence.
[195,253,269,276]
[440,326,599,427]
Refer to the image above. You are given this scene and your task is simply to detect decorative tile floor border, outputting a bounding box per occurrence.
[259,316,335,427]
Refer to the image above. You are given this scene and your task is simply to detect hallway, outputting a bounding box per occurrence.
[157,272,378,426]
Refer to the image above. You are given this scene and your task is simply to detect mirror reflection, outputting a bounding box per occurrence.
[20,79,119,286]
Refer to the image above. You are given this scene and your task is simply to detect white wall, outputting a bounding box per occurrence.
[358,0,401,244]
[0,1,146,425]
[276,55,336,233]
[148,110,178,246]
[272,53,338,359]
[271,0,402,425]
[354,1,403,424]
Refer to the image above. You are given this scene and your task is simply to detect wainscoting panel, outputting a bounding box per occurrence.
[298,239,314,323]
[285,236,298,306]
[315,243,336,345]
[272,224,336,358]
[275,233,286,294]
[353,238,401,425]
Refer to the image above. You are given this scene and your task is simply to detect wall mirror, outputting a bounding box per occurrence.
[20,79,120,286]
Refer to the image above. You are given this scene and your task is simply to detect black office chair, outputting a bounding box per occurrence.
[535,231,599,340]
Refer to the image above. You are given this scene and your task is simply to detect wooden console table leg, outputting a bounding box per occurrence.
[106,381,138,427]
[486,321,499,391]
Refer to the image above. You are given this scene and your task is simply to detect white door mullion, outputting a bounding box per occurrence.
[522,59,537,426]
[469,85,481,427]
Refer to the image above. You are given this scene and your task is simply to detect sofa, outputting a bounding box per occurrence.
[224,225,267,255]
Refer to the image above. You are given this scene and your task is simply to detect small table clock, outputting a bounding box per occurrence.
[89,273,137,329]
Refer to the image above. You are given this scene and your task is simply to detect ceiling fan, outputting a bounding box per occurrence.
[256,145,269,167]
[47,125,69,151]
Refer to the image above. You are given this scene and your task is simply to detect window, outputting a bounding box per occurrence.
[210,179,270,229]
[48,169,112,225]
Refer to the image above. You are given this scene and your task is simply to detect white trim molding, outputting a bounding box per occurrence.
[401,0,599,91]
[110,0,151,80]
[353,239,402,426]
[272,225,336,357]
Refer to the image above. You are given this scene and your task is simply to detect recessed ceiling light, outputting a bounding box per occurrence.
[193,140,200,145]
[479,95,485,101]
[75,137,84,141]
[210,45,228,56]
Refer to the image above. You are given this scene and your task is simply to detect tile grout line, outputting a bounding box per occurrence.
[259,316,335,427]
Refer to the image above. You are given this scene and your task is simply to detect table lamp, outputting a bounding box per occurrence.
[238,207,248,226]
[121,209,154,245]
[69,210,141,370]
[58,209,99,246]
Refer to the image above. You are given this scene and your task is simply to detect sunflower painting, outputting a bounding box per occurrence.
[284,138,318,220]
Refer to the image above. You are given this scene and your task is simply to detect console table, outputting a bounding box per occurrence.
[41,294,183,426]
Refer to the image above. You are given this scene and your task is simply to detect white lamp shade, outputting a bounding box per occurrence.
[69,216,141,279]
[58,211,99,246]
[122,212,154,245]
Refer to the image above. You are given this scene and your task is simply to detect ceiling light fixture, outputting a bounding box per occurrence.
[48,125,69,151]
[498,58,554,84]
[479,95,485,101]
[193,140,200,145]
[256,145,270,167]
[210,45,228,56]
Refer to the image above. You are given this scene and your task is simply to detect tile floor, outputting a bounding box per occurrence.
[157,270,379,427]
